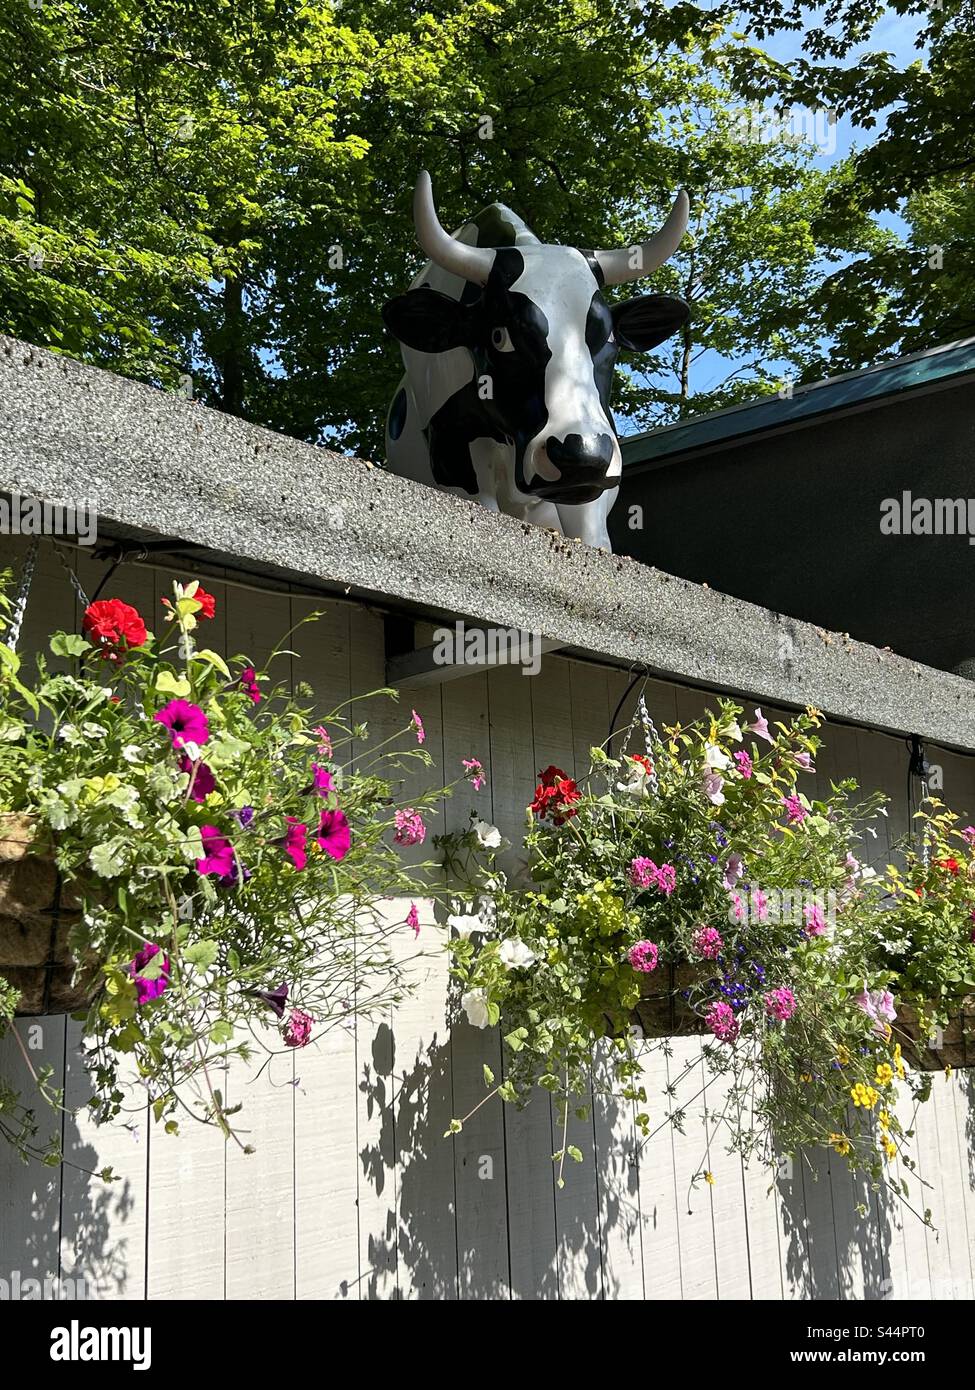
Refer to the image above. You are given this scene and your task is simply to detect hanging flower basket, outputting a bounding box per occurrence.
[0,814,102,1015]
[895,998,975,1071]
[629,962,707,1038]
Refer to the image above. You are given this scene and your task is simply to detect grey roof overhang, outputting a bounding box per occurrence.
[1,336,973,753]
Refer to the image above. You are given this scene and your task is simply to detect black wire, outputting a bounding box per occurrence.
[89,558,122,605]
[607,668,647,749]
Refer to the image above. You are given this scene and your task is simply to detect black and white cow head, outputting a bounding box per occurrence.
[382,171,690,506]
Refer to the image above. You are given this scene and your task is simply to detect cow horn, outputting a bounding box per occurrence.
[413,170,494,286]
[594,190,690,287]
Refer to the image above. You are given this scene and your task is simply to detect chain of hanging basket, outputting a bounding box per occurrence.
[3,535,40,652]
[636,692,660,795]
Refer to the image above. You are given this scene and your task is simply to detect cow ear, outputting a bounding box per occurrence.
[382,286,470,353]
[611,293,689,351]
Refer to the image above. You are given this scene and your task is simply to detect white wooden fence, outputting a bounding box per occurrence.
[1,541,974,1299]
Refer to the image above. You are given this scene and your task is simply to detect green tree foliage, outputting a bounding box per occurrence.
[0,0,920,454]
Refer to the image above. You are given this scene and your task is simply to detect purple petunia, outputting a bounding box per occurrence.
[178,753,216,802]
[129,943,170,1005]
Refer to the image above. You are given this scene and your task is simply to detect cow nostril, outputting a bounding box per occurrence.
[545,433,614,473]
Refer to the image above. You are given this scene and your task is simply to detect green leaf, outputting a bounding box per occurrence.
[209,1019,234,1044]
[482,1063,495,1087]
[444,1118,463,1136]
[183,940,219,971]
[156,670,192,698]
[193,648,231,678]
[50,632,91,657]
[567,1145,583,1163]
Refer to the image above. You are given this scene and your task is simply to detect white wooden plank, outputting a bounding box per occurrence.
[59,1019,148,1298]
[0,1016,66,1292]
[441,671,510,1299]
[704,1065,752,1299]
[633,1043,683,1297]
[741,1157,785,1299]
[487,661,559,1299]
[668,1039,718,1299]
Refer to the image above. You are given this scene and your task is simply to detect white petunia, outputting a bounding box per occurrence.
[499,937,537,971]
[57,723,82,745]
[704,742,731,771]
[81,721,107,740]
[461,988,491,1030]
[472,819,502,850]
[617,760,651,798]
[121,744,143,764]
[448,913,484,940]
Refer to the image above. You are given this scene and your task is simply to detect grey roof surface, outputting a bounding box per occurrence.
[1,335,973,752]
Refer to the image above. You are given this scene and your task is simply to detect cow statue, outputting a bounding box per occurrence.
[381,170,690,552]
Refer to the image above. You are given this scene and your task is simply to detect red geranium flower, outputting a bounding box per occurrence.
[935,857,960,876]
[195,586,216,619]
[529,766,580,825]
[82,599,147,653]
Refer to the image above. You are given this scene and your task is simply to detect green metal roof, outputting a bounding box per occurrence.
[620,336,975,472]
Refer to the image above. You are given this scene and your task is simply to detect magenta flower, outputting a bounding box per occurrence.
[311,763,334,796]
[803,902,827,937]
[783,794,807,824]
[316,807,351,861]
[129,943,170,1005]
[283,1008,314,1048]
[240,666,261,704]
[154,698,209,750]
[753,888,770,923]
[627,940,659,973]
[764,987,796,1022]
[284,817,308,870]
[734,750,753,779]
[655,863,677,896]
[178,753,216,802]
[462,757,485,791]
[410,709,426,745]
[394,808,426,846]
[629,856,656,890]
[857,988,897,1037]
[196,825,242,885]
[406,902,420,938]
[747,708,774,744]
[706,1000,740,1044]
[722,852,744,890]
[692,925,723,960]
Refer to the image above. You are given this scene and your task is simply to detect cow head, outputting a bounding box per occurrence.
[382,171,690,505]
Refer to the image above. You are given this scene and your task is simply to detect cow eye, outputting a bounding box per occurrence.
[491,326,515,353]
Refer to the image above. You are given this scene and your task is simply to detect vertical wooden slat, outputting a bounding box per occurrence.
[488,661,559,1299]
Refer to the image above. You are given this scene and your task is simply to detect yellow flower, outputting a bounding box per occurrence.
[878,1110,891,1132]
[828,1133,851,1156]
[851,1083,880,1110]
[893,1043,905,1080]
[835,1045,851,1067]
[882,1136,897,1161]
[704,1170,715,1186]
[799,1072,813,1083]
[945,1065,953,1079]
[875,1063,894,1087]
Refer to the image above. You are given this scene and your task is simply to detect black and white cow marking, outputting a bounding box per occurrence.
[382,171,690,551]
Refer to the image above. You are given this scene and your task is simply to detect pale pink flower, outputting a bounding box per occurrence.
[410,710,425,745]
[722,852,744,890]
[702,771,726,806]
[803,903,827,937]
[747,708,774,743]
[394,808,426,846]
[764,987,796,1022]
[692,925,723,960]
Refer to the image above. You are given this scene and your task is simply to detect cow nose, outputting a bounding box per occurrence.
[545,433,615,480]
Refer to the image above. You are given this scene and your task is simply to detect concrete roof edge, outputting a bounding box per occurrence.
[1,336,972,753]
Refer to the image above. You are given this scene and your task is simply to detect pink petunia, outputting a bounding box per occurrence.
[857,988,897,1037]
[311,763,333,796]
[129,943,170,1005]
[747,708,774,744]
[196,825,237,882]
[316,808,351,861]
[702,771,726,806]
[154,698,209,750]
[722,852,744,890]
[803,902,827,937]
[240,666,262,704]
[178,753,216,802]
[284,817,308,871]
[313,726,333,758]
